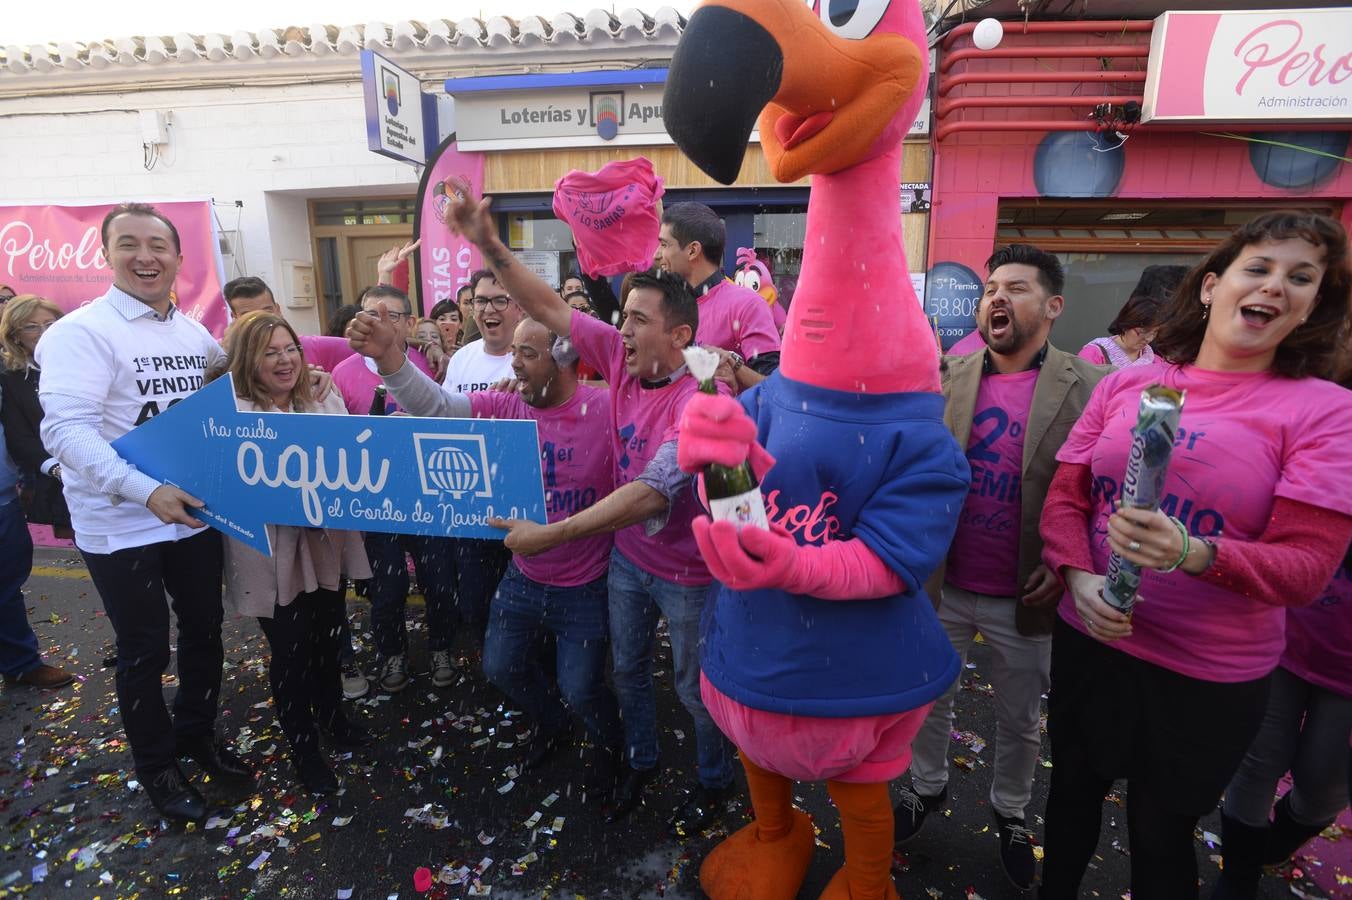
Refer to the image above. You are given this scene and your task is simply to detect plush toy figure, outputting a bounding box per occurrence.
[734,248,786,333]
[664,0,969,897]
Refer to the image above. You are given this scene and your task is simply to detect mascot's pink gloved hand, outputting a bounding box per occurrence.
[692,518,906,599]
[677,392,775,475]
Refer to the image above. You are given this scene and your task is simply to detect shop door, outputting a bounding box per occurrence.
[310,198,420,331]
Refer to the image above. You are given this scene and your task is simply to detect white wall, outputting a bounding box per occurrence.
[0,80,420,334]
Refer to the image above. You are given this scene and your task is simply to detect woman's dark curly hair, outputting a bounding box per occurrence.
[1152,212,1351,380]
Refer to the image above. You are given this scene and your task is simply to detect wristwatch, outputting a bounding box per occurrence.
[727,351,744,373]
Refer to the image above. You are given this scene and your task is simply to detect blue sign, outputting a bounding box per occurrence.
[925,261,984,350]
[111,377,546,556]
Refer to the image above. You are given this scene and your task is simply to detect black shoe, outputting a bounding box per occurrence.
[667,782,737,838]
[177,736,254,780]
[583,742,622,795]
[894,784,946,845]
[1262,794,1329,866]
[993,810,1036,891]
[293,753,340,794]
[520,728,568,773]
[602,764,659,823]
[143,765,207,823]
[325,718,375,751]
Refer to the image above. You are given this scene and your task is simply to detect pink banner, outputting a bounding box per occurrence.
[0,200,228,336]
[414,137,486,315]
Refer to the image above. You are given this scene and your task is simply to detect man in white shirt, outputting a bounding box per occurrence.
[442,270,523,394]
[438,269,521,650]
[37,203,253,824]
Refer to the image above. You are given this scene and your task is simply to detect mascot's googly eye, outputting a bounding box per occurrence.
[820,0,888,40]
[742,270,763,292]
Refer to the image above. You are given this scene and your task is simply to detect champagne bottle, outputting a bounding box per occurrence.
[368,384,389,416]
[682,347,769,530]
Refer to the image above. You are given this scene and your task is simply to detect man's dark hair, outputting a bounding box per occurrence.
[626,269,698,343]
[456,284,475,303]
[469,269,500,294]
[429,299,459,320]
[985,243,1065,297]
[358,284,412,315]
[100,202,182,254]
[661,203,725,267]
[223,276,272,302]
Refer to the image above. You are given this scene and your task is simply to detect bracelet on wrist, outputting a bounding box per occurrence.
[1156,516,1190,573]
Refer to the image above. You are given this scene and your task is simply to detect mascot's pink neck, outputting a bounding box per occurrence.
[779,143,940,394]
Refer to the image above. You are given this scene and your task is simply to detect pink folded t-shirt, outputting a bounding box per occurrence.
[554,157,665,278]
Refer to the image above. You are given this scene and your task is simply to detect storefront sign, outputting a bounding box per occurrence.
[1143,9,1352,124]
[112,376,547,556]
[361,50,438,164]
[924,261,982,350]
[412,136,485,315]
[0,200,228,336]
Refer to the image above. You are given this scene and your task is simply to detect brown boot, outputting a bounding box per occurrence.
[700,751,814,900]
[819,780,900,900]
[4,664,75,689]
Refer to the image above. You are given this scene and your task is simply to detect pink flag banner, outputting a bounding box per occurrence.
[0,200,228,336]
[413,135,486,316]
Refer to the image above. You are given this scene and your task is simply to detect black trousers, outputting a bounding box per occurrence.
[1040,618,1270,899]
[257,588,346,757]
[81,530,225,778]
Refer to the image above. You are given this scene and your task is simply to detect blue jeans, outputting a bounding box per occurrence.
[0,499,41,677]
[482,563,621,747]
[363,532,457,657]
[607,547,733,789]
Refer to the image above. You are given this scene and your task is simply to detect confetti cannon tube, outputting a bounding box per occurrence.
[1102,385,1185,614]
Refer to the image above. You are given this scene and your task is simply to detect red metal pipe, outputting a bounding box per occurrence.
[941,45,1150,73]
[938,70,1147,96]
[942,20,1154,49]
[934,119,1345,142]
[937,95,1142,117]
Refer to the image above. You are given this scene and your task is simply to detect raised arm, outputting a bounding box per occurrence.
[441,176,573,338]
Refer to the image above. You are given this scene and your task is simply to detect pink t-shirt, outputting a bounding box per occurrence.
[697,280,781,362]
[568,309,711,586]
[299,335,356,373]
[1281,560,1352,699]
[468,386,615,587]
[947,368,1038,597]
[331,348,434,415]
[553,157,665,278]
[1055,360,1352,682]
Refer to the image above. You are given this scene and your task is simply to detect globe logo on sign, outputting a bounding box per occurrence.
[414,433,493,501]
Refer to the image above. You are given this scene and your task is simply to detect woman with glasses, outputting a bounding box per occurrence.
[220,311,373,793]
[0,295,75,689]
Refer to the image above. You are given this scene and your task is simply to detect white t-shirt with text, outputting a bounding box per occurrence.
[442,339,514,395]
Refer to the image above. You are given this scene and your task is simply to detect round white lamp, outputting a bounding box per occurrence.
[973,18,1004,51]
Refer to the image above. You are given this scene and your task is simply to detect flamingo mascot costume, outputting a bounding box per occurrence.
[665,0,969,897]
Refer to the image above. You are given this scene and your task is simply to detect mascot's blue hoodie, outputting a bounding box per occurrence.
[700,372,969,718]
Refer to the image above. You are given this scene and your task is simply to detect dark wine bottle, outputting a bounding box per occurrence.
[684,347,768,530]
[368,384,389,416]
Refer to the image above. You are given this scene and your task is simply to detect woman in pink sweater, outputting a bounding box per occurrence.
[1037,212,1352,899]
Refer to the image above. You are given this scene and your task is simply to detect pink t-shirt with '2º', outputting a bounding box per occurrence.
[1055,360,1352,682]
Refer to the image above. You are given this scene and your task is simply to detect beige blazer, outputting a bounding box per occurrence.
[926,344,1109,635]
[223,392,372,618]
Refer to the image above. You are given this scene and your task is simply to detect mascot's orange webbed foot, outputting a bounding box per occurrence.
[699,808,815,900]
[817,867,901,900]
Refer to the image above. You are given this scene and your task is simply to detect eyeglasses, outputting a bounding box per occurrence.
[263,345,302,361]
[358,308,408,322]
[17,321,56,335]
[472,296,512,310]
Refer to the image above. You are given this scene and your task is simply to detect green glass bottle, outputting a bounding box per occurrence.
[685,347,768,530]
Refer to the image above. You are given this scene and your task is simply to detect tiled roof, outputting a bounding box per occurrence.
[0,8,686,77]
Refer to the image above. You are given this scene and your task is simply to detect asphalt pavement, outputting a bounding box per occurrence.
[1,547,1345,899]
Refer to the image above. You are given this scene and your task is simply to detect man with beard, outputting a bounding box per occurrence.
[892,244,1109,889]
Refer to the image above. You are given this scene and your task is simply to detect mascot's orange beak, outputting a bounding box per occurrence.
[664,0,924,184]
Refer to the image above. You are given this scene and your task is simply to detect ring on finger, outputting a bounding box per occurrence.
[1128,540,1142,552]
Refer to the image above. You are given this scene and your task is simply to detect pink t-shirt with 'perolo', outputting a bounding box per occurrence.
[1055,360,1352,682]
[468,386,614,588]
[568,308,711,586]
[947,368,1038,597]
